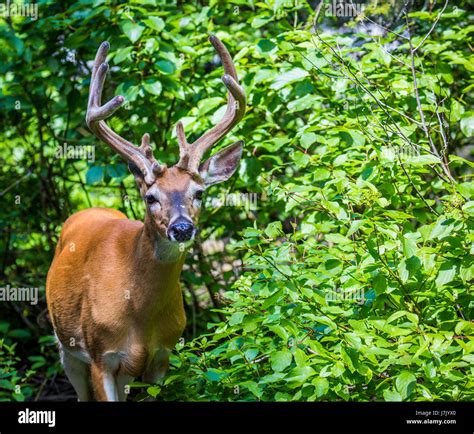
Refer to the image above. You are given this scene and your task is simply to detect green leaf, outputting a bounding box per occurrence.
[147,385,161,397]
[398,259,409,283]
[86,166,104,185]
[346,220,363,237]
[121,21,145,43]
[430,219,455,240]
[156,59,176,75]
[106,164,126,179]
[373,274,387,294]
[312,377,329,398]
[383,210,414,219]
[449,155,474,168]
[403,236,418,258]
[204,369,225,382]
[251,15,273,28]
[244,348,259,362]
[294,348,307,368]
[292,150,310,168]
[435,260,457,288]
[270,68,308,90]
[454,321,472,335]
[143,80,162,96]
[243,228,261,238]
[387,311,419,326]
[114,47,133,63]
[405,154,441,165]
[460,115,474,137]
[268,324,289,340]
[457,182,474,198]
[321,200,348,221]
[270,350,292,372]
[285,366,315,386]
[257,39,276,53]
[347,130,365,147]
[144,16,165,32]
[0,380,14,390]
[460,259,474,281]
[241,381,263,398]
[8,329,31,339]
[383,388,403,402]
[265,221,283,238]
[301,132,317,149]
[395,371,416,400]
[229,312,245,326]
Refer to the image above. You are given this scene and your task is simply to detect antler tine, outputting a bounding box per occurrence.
[176,121,190,168]
[86,42,163,185]
[175,35,246,173]
[209,35,238,80]
[141,133,165,176]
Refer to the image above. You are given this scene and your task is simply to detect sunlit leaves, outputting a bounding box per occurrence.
[144,16,165,33]
[271,351,292,372]
[270,68,309,90]
[143,80,162,96]
[121,21,145,43]
[395,371,417,400]
[156,59,176,75]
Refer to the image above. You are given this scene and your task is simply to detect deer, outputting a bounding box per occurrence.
[46,36,246,401]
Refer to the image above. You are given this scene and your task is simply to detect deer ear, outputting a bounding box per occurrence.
[128,161,147,190]
[128,161,144,179]
[199,141,243,187]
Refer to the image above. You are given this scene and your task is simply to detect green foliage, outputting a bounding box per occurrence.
[0,332,59,401]
[0,1,472,401]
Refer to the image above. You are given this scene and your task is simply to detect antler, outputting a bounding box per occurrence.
[175,35,246,173]
[86,41,164,185]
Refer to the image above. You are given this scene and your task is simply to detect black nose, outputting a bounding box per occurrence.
[168,220,195,242]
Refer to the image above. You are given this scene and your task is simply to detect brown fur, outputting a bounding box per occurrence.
[46,129,243,401]
[46,205,188,400]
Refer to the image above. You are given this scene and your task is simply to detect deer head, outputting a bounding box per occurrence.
[86,37,246,243]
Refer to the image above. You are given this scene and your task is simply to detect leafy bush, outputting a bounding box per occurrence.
[0,332,59,401]
[141,1,474,402]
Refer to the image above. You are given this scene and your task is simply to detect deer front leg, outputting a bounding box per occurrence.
[90,363,115,401]
[90,352,126,401]
[59,342,92,401]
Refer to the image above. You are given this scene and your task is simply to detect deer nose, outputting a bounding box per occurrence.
[168,219,195,242]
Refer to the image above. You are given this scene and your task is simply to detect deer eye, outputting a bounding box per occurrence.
[145,194,158,205]
[194,190,204,201]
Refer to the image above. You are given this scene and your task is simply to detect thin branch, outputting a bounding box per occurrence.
[405,11,455,183]
[413,0,449,53]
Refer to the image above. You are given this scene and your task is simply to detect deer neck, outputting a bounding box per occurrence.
[130,214,187,312]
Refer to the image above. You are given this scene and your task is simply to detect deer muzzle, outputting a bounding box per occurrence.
[167,218,195,242]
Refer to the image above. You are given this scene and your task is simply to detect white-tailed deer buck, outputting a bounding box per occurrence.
[46,36,246,401]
